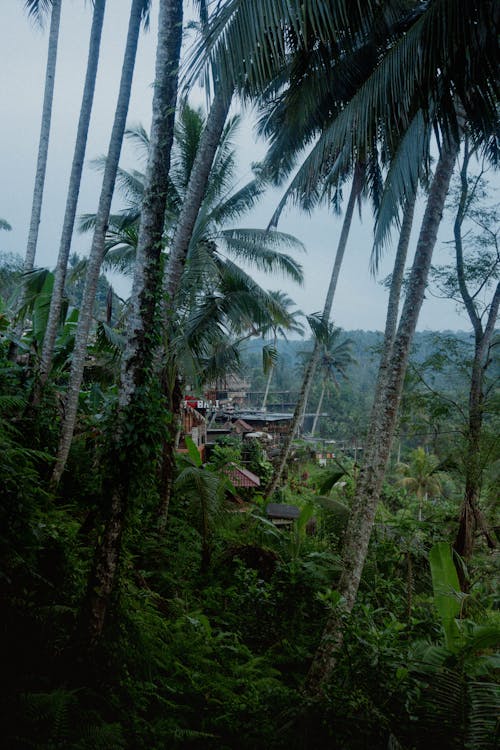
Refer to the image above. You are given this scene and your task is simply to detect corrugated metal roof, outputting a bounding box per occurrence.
[266,503,301,519]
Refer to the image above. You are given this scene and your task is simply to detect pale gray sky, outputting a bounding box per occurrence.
[0,0,473,331]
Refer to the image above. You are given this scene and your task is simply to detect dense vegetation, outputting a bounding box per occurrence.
[1,0,499,747]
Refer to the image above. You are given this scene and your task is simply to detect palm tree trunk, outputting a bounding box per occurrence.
[79,0,183,648]
[119,0,182,408]
[158,372,183,533]
[35,0,106,399]
[372,191,417,408]
[265,163,364,499]
[261,365,274,410]
[10,0,62,353]
[261,333,277,410]
[163,87,233,304]
[305,136,459,697]
[51,0,144,486]
[153,87,232,525]
[311,383,326,437]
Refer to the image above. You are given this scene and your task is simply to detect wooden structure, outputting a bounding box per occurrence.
[266,502,300,528]
[223,462,260,489]
[178,401,207,460]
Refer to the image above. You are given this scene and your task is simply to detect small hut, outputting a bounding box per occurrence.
[265,503,300,528]
[223,462,260,489]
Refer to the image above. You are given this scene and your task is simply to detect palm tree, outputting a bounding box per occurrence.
[163,87,234,303]
[75,0,182,648]
[309,325,354,437]
[76,94,303,643]
[51,0,150,486]
[35,0,107,401]
[396,447,443,522]
[10,0,62,352]
[189,0,498,695]
[260,291,304,411]
[192,0,498,694]
[264,162,366,498]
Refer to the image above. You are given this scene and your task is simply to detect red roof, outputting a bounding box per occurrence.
[223,462,261,488]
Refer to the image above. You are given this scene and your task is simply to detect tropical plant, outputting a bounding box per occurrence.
[432,142,499,563]
[307,324,354,437]
[36,0,107,399]
[10,0,62,351]
[396,447,444,522]
[52,0,150,485]
[175,436,227,571]
[260,291,304,410]
[77,0,181,649]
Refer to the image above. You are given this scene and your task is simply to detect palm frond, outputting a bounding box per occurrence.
[371,110,431,272]
[216,228,304,284]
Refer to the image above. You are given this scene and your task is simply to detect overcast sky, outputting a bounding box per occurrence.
[0,0,475,332]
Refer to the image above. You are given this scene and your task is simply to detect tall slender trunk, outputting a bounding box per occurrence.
[153,87,233,525]
[261,365,274,410]
[158,372,183,533]
[311,383,326,436]
[262,333,277,410]
[371,192,417,410]
[306,137,459,697]
[35,0,106,398]
[80,0,183,648]
[51,0,144,486]
[454,288,499,560]
[10,0,62,351]
[119,0,182,408]
[163,87,233,304]
[265,163,364,499]
[451,140,498,564]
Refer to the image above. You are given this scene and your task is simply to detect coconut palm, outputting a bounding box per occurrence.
[264,161,367,498]
[309,325,354,437]
[51,0,151,486]
[260,291,304,411]
[74,95,303,643]
[396,447,444,522]
[10,0,62,352]
[74,0,182,648]
[35,0,107,401]
[191,0,499,695]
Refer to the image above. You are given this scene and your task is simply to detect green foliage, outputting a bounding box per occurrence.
[429,542,462,650]
[207,434,242,469]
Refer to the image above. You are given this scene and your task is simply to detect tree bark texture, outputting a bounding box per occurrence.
[10,0,62,350]
[261,334,277,410]
[153,87,232,525]
[51,0,144,485]
[162,86,233,306]
[305,137,459,698]
[37,0,107,396]
[79,483,125,649]
[78,0,183,647]
[311,384,326,437]
[371,192,416,412]
[265,163,364,499]
[158,372,183,533]
[119,0,183,409]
